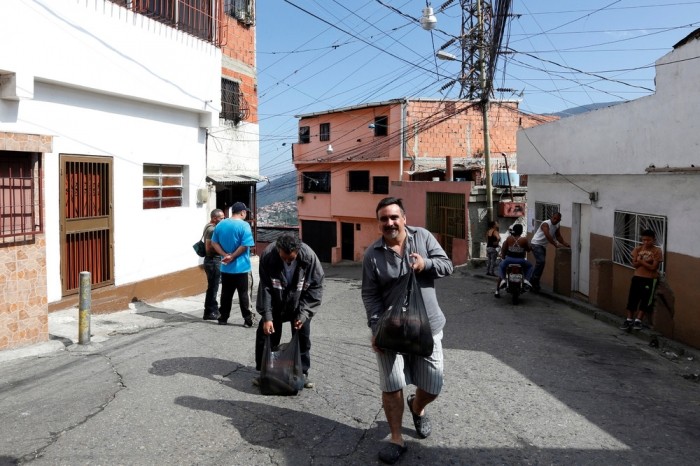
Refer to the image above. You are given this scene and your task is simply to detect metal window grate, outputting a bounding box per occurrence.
[124,0,224,45]
[613,211,666,272]
[0,152,42,239]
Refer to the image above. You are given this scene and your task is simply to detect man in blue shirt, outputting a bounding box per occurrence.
[211,202,256,327]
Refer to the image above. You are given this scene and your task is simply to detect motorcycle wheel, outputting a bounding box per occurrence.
[511,289,520,305]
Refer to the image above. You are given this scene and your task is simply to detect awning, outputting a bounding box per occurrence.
[206,172,267,186]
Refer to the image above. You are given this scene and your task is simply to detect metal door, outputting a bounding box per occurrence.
[341,222,354,261]
[60,155,114,295]
[572,203,591,296]
[426,192,465,259]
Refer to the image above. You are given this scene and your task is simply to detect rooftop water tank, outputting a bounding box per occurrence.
[492,170,519,187]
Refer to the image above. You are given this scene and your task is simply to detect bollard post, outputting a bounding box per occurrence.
[78,271,91,345]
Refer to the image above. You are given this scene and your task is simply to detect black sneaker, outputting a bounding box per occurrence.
[243,316,256,328]
[203,314,219,321]
[619,319,633,330]
[633,320,643,330]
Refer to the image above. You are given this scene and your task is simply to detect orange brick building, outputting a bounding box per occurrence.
[293,98,555,264]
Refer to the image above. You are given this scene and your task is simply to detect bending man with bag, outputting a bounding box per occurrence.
[361,197,453,464]
[254,234,324,389]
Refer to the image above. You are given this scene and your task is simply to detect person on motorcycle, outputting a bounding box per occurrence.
[494,223,534,298]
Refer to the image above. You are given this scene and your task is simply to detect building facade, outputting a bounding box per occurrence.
[292,98,553,264]
[0,0,258,351]
[518,29,700,349]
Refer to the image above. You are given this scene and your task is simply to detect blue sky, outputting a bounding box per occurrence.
[256,0,700,178]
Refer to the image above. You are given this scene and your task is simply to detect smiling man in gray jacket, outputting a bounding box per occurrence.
[362,197,453,464]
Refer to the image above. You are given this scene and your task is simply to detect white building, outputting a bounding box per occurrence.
[0,0,258,351]
[518,28,700,349]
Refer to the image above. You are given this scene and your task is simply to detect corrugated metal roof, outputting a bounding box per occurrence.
[206,173,266,185]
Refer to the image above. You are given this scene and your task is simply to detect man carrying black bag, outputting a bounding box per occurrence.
[253,234,324,390]
[362,197,453,464]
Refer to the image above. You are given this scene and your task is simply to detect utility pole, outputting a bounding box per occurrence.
[476,0,494,221]
[431,0,495,221]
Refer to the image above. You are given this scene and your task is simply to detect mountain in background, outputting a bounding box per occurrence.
[256,172,298,226]
[256,171,296,207]
[550,101,624,118]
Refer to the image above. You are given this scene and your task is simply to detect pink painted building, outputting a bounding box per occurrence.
[292,98,555,264]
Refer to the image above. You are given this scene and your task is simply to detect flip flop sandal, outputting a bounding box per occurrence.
[407,394,432,439]
[378,442,407,464]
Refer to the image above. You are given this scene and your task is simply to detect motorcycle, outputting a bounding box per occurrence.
[504,263,528,304]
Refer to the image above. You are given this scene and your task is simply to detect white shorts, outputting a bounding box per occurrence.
[375,331,444,395]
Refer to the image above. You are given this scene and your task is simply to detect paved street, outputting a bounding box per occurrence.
[1,264,699,465]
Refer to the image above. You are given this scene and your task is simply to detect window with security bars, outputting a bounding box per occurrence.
[347,171,370,192]
[221,78,242,123]
[143,164,184,209]
[301,171,330,193]
[0,152,43,239]
[320,123,331,142]
[613,211,666,272]
[116,1,219,44]
[224,0,255,25]
[533,201,559,231]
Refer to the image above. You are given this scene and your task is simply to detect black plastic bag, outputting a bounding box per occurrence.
[193,240,206,257]
[260,332,304,396]
[375,271,434,357]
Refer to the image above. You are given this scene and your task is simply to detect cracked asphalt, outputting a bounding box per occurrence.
[1,262,699,465]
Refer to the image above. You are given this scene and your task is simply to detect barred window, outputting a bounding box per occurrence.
[301,171,330,193]
[0,152,43,239]
[224,0,255,25]
[320,123,331,142]
[221,78,242,123]
[613,211,666,272]
[533,201,559,231]
[143,164,183,209]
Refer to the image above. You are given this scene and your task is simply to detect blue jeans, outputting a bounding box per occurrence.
[499,257,533,280]
[203,256,221,316]
[531,244,547,286]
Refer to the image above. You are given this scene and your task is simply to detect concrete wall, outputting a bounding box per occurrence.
[0,1,223,349]
[517,34,700,349]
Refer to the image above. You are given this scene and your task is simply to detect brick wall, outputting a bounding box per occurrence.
[0,132,50,351]
[221,15,258,123]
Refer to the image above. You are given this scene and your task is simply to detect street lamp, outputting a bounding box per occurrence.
[420,7,437,30]
[436,50,458,61]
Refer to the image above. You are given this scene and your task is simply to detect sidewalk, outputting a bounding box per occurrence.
[0,256,261,364]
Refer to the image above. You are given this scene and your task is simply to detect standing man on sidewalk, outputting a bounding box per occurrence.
[211,202,256,327]
[530,212,570,291]
[362,197,453,464]
[254,234,324,389]
[202,208,226,320]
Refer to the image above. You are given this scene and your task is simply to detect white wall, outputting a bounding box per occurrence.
[518,36,700,177]
[519,35,700,257]
[1,1,223,302]
[207,121,260,177]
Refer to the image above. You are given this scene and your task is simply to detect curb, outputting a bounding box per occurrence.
[463,267,699,363]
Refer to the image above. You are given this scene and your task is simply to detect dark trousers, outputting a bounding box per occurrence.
[255,317,311,375]
[219,272,252,323]
[203,257,221,316]
[531,244,547,286]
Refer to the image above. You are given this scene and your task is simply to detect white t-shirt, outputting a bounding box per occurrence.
[531,219,558,246]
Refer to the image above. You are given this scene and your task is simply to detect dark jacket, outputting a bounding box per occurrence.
[255,242,324,323]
